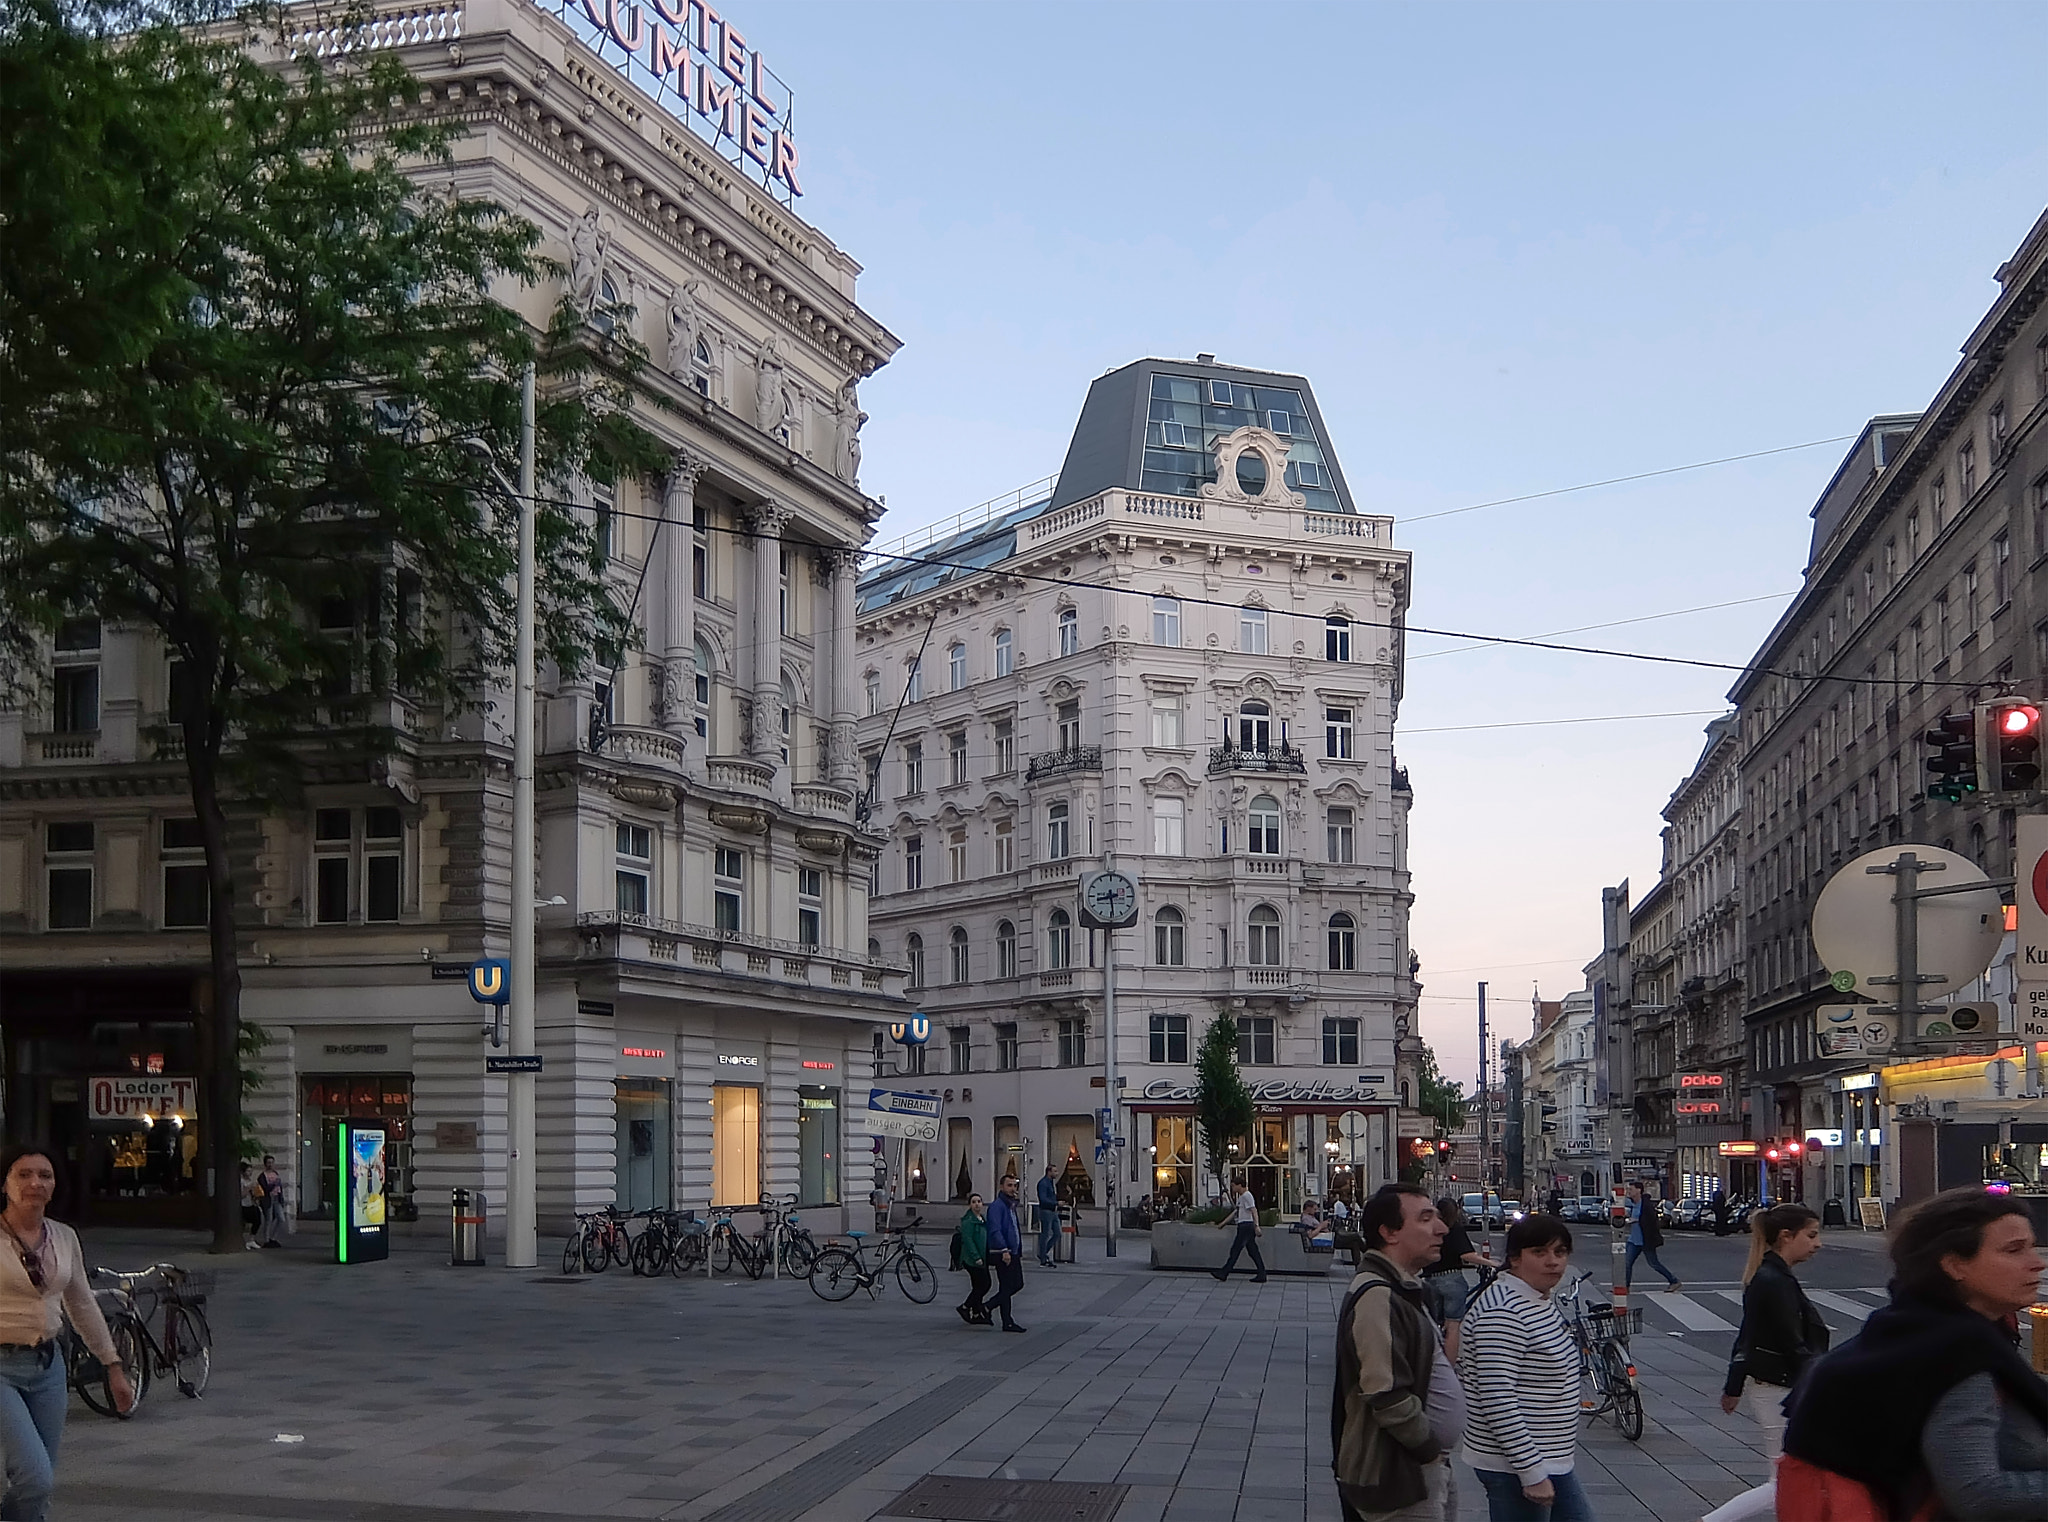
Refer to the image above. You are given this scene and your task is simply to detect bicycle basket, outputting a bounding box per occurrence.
[171,1267,217,1299]
[1585,1304,1643,1339]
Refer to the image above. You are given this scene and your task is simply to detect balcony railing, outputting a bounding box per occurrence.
[1026,745,1102,780]
[576,911,902,996]
[600,724,685,769]
[27,732,98,763]
[1207,744,1307,776]
[706,756,776,792]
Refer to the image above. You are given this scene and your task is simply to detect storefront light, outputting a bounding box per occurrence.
[140,1113,155,1128]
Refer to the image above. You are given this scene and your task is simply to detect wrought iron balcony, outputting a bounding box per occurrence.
[1207,743,1307,776]
[1026,745,1102,781]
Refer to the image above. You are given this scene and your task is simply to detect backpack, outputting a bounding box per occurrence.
[948,1227,963,1272]
[1774,1455,1938,1522]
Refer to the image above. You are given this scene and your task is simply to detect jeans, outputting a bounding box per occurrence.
[0,1345,67,1522]
[1036,1206,1060,1264]
[1623,1240,1678,1287]
[1743,1380,1789,1460]
[1217,1223,1267,1278]
[985,1255,1024,1326]
[1472,1467,1594,1522]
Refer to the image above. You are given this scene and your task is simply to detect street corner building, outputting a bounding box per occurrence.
[0,0,910,1234]
[854,358,1421,1217]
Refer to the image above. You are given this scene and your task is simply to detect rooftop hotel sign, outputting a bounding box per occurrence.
[550,0,802,198]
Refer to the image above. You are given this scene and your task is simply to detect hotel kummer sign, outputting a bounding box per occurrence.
[551,0,803,198]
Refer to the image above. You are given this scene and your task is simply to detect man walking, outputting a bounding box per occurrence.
[1035,1162,1061,1267]
[1623,1181,1682,1293]
[1211,1179,1267,1283]
[1332,1184,1462,1522]
[984,1173,1027,1333]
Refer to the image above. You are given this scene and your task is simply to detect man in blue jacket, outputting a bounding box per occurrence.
[1036,1163,1062,1267]
[984,1172,1027,1332]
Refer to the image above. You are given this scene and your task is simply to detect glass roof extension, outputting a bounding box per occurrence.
[855,495,1051,613]
[1140,373,1343,514]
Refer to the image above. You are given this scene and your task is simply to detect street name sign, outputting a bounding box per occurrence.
[486,1054,543,1074]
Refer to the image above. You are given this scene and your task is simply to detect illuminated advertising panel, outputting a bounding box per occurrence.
[336,1120,391,1264]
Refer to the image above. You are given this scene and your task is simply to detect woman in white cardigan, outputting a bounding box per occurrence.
[1457,1213,1594,1522]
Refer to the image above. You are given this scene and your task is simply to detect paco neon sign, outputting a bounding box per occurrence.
[556,0,802,197]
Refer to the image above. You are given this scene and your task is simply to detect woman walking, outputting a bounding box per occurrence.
[954,1193,990,1326]
[0,1144,133,1521]
[256,1154,288,1248]
[1424,1196,1491,1360]
[1717,1201,1826,1459]
[1785,1186,2048,1519]
[1458,1213,1593,1521]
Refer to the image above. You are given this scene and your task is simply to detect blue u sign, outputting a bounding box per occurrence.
[888,1014,931,1046]
[468,959,511,1006]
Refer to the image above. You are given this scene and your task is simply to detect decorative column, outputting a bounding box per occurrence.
[826,546,861,788]
[659,452,703,747]
[748,500,790,768]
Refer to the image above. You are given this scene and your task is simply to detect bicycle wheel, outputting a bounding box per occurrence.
[736,1235,766,1281]
[671,1232,706,1275]
[894,1251,938,1304]
[167,1304,211,1398]
[630,1229,667,1277]
[76,1317,148,1419]
[562,1228,585,1275]
[609,1223,633,1268]
[809,1247,860,1302]
[783,1235,817,1277]
[710,1227,735,1274]
[1601,1344,1643,1441]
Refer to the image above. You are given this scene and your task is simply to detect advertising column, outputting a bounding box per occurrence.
[335,1118,390,1263]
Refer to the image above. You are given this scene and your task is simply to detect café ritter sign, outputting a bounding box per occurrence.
[554,0,803,197]
[1140,1078,1387,1105]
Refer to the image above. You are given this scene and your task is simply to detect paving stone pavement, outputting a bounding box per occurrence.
[55,1227,1782,1522]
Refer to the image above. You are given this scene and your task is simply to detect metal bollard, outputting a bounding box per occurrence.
[451,1188,487,1267]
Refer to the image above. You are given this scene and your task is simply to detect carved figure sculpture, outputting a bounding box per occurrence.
[753,337,784,431]
[835,377,867,483]
[567,208,612,314]
[665,280,704,374]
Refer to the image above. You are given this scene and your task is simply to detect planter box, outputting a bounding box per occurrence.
[1148,1221,1339,1277]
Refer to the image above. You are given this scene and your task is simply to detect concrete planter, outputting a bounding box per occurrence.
[1148,1221,1339,1276]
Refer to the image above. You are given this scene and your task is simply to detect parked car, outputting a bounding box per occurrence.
[1673,1198,1709,1230]
[1501,1200,1526,1224]
[1459,1191,1509,1229]
[1573,1196,1606,1223]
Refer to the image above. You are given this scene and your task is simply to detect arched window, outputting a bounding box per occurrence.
[1047,908,1072,969]
[692,337,714,398]
[906,933,925,988]
[1154,905,1186,967]
[778,674,795,763]
[995,919,1018,979]
[1237,699,1271,754]
[949,925,970,984]
[1327,911,1357,971]
[1057,607,1079,658]
[948,642,967,691]
[904,656,922,702]
[1046,801,1071,860]
[1152,597,1181,647]
[863,669,881,716]
[1239,604,1268,655]
[1248,795,1281,856]
[1325,616,1351,662]
[1247,904,1282,966]
[693,636,715,740]
[590,275,620,336]
[993,627,1014,677]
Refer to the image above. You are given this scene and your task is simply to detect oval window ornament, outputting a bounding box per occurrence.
[1235,450,1268,495]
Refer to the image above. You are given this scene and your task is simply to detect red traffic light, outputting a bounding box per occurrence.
[1765,1148,1781,1161]
[2000,704,2040,737]
[1787,1140,1803,1156]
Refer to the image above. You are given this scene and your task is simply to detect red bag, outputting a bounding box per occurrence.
[1774,1455,1938,1522]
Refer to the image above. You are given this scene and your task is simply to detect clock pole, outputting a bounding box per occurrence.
[1101,852,1118,1259]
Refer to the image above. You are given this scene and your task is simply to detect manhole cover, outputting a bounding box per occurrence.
[529,1275,592,1284]
[878,1475,1126,1522]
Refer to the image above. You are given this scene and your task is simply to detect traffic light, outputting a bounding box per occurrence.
[1925,714,1979,801]
[1785,1140,1803,1159]
[1764,1143,1781,1162]
[1984,699,2042,794]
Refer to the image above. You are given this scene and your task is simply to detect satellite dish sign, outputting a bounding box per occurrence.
[1811,846,2004,1001]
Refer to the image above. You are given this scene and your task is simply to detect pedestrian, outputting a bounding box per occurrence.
[1035,1162,1061,1267]
[954,1192,991,1326]
[0,1144,134,1521]
[1621,1181,1681,1293]
[869,1178,892,1234]
[240,1161,264,1250]
[1423,1196,1491,1360]
[1458,1213,1591,1522]
[1210,1178,1267,1283]
[1711,1187,1730,1237]
[1783,1186,2048,1519]
[1545,1188,1563,1217]
[982,1173,1027,1333]
[1718,1202,1826,1460]
[1331,1183,1460,1522]
[256,1153,288,1247]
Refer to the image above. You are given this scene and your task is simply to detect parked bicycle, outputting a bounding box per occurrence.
[67,1262,213,1417]
[705,1208,766,1278]
[1557,1269,1644,1441]
[807,1230,937,1304]
[629,1208,703,1276]
[562,1205,635,1274]
[758,1193,818,1278]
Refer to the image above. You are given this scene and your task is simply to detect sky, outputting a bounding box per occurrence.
[700,1,2044,1087]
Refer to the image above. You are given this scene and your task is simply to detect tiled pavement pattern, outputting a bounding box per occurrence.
[56,1227,1879,1522]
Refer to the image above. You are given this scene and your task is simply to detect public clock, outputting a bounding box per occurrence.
[1078,870,1139,929]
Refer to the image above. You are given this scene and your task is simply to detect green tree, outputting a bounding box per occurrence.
[1402,1044,1467,1184]
[0,4,660,1250]
[1194,1011,1254,1196]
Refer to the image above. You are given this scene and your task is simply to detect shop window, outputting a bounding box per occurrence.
[996,1022,1019,1071]
[713,846,743,932]
[1151,1114,1194,1206]
[711,1083,761,1206]
[1322,1017,1360,1066]
[313,806,404,924]
[797,1085,839,1205]
[615,1078,672,1212]
[1149,1013,1189,1064]
[615,822,651,917]
[45,820,94,929]
[797,866,823,947]
[1237,1015,1276,1065]
[161,818,209,928]
[995,919,1018,979]
[298,1074,412,1220]
[1057,1017,1086,1067]
[75,1018,202,1206]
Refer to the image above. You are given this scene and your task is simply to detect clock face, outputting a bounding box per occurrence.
[1082,871,1137,924]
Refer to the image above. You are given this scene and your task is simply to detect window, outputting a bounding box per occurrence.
[1325,617,1351,662]
[1932,475,1947,529]
[996,920,1018,979]
[1152,796,1185,855]
[1057,1017,1086,1067]
[992,718,1015,775]
[1239,605,1268,654]
[1994,532,2012,609]
[1964,562,1981,635]
[1237,700,1271,754]
[314,808,351,924]
[1057,607,1079,657]
[903,834,923,891]
[947,826,967,883]
[1325,705,1354,759]
[1959,441,1977,499]
[1327,911,1357,970]
[1149,695,1184,748]
[904,658,922,703]
[1327,806,1355,863]
[996,1022,1019,1070]
[1247,794,1281,856]
[714,847,743,933]
[314,806,402,924]
[1047,802,1070,860]
[778,675,795,763]
[1321,1017,1360,1066]
[615,822,652,917]
[1236,1015,1276,1065]
[993,628,1014,677]
[948,925,970,984]
[1247,904,1282,966]
[1990,402,2008,451]
[864,671,881,717]
[949,1025,971,1074]
[694,638,715,739]
[593,482,614,568]
[905,933,926,988]
[1056,699,1081,752]
[1047,908,1072,969]
[993,818,1015,873]
[947,729,968,786]
[948,643,967,691]
[1149,1013,1189,1065]
[45,821,93,929]
[1154,905,1186,966]
[902,740,924,795]
[160,818,208,928]
[1152,597,1181,646]
[55,616,100,654]
[52,665,98,733]
[1936,592,1951,663]
[797,866,823,947]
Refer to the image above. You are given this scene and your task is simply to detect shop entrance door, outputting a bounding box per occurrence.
[615,1079,672,1212]
[712,1084,760,1206]
[299,1075,414,1220]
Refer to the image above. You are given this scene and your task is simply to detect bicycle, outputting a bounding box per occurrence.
[757,1193,818,1278]
[562,1206,634,1274]
[807,1231,937,1304]
[67,1262,213,1417]
[707,1209,765,1278]
[630,1208,700,1276]
[1557,1270,1644,1441]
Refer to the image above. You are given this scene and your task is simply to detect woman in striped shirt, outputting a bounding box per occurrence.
[1457,1214,1593,1522]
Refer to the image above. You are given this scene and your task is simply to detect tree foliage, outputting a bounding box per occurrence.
[1194,1010,1254,1190]
[1415,1043,1467,1135]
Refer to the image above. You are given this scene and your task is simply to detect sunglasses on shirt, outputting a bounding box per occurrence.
[15,1247,43,1291]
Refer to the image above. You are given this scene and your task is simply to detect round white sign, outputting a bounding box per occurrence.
[1811,845,2003,1002]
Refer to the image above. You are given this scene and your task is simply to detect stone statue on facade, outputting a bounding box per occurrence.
[666,280,704,374]
[834,377,867,484]
[754,336,784,432]
[567,207,612,314]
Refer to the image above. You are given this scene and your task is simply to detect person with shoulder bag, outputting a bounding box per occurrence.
[1720,1202,1827,1459]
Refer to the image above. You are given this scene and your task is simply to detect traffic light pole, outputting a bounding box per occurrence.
[1867,853,2017,1057]
[1477,980,1492,1261]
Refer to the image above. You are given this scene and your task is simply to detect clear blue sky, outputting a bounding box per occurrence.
[728,1,2045,1087]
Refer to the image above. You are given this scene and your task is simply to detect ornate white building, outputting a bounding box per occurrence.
[855,358,1417,1216]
